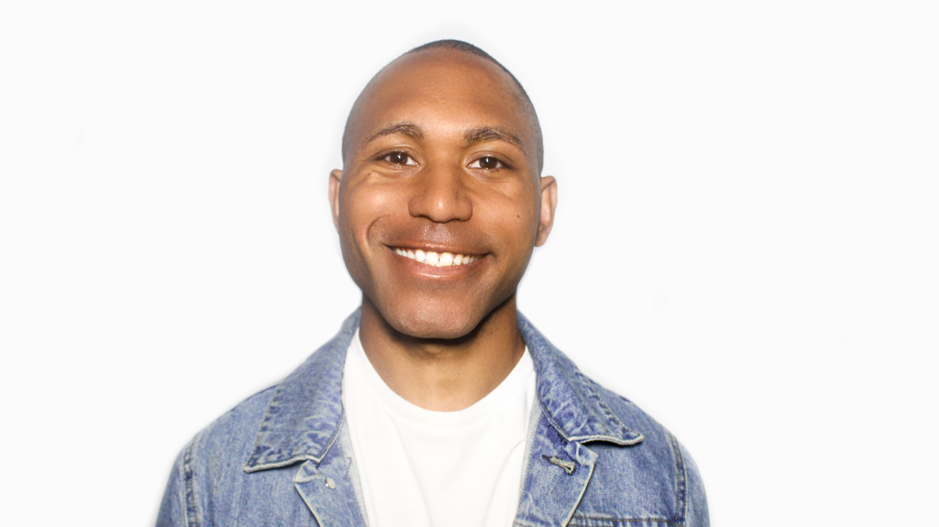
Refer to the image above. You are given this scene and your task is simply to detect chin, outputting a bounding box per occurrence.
[381,301,484,340]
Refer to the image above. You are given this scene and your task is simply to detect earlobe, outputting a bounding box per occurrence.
[329,169,343,231]
[535,176,558,247]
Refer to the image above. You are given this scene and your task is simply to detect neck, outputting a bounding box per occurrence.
[358,295,525,411]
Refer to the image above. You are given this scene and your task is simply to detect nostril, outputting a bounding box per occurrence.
[408,184,472,223]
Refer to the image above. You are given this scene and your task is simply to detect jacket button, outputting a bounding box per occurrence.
[325,477,336,489]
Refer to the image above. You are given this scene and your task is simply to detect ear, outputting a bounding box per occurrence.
[535,175,558,247]
[328,169,343,232]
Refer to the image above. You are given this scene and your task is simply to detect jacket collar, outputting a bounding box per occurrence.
[517,312,644,445]
[244,309,642,472]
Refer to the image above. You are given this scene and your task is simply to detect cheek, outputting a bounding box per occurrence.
[341,180,396,245]
[479,184,541,244]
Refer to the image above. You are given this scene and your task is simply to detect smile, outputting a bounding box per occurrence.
[393,247,481,267]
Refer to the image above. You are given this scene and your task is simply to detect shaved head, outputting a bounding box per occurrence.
[342,40,544,173]
[329,38,558,340]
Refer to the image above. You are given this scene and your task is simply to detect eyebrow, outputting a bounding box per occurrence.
[365,123,424,144]
[364,123,524,151]
[463,127,524,150]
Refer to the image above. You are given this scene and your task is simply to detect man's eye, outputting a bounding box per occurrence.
[384,152,417,166]
[469,156,503,170]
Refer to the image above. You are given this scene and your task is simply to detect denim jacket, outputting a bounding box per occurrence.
[157,311,708,527]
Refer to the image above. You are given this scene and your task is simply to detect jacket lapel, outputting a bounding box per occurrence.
[517,313,644,446]
[514,416,599,527]
[515,313,645,526]
[243,311,366,526]
[243,312,360,472]
[292,439,368,527]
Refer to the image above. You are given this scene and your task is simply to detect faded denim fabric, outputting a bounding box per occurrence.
[157,310,708,527]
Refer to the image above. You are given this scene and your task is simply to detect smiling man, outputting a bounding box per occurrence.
[157,40,708,527]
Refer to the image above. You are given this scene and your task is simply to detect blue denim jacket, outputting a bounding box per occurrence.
[157,311,708,527]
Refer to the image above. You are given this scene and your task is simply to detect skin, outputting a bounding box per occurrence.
[329,48,558,411]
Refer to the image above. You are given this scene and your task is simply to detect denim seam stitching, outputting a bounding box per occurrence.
[570,433,645,446]
[538,400,572,442]
[536,393,645,447]
[667,431,687,526]
[564,455,597,527]
[320,411,345,462]
[245,413,344,472]
[568,370,646,445]
[569,518,679,526]
[576,370,633,432]
[183,439,200,527]
[245,454,324,472]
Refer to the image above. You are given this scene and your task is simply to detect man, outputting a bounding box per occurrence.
[157,40,708,527]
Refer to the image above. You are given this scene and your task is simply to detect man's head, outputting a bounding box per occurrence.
[342,40,544,174]
[329,40,557,340]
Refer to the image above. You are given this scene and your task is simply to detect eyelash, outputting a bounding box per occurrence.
[381,151,417,166]
[377,151,510,171]
[468,156,506,170]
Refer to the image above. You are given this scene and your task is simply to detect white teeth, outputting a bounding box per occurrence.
[394,248,478,267]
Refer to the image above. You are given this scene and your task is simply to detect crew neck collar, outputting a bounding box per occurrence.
[345,328,534,429]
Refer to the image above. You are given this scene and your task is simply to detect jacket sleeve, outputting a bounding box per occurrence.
[156,440,197,527]
[681,443,710,527]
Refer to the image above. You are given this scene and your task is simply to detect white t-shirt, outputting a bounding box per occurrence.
[341,330,536,527]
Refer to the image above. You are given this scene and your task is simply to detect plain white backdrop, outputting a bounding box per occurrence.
[1,1,937,525]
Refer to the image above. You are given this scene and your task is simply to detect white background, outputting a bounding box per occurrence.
[1,1,936,525]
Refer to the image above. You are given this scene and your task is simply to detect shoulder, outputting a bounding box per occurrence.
[156,386,280,527]
[157,314,358,527]
[517,312,708,525]
[180,384,281,494]
[186,385,278,473]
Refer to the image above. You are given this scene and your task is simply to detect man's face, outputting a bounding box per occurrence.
[331,49,556,339]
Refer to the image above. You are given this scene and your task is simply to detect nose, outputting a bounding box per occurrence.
[407,163,473,223]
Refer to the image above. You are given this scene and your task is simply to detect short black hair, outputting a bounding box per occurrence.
[342,39,544,173]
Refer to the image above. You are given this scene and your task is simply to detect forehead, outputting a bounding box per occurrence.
[347,50,534,156]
